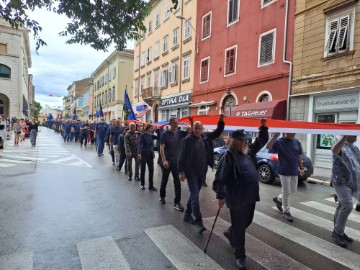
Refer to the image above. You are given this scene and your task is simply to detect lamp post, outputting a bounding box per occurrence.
[176,15,199,54]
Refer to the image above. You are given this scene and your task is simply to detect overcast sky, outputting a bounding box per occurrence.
[28,9,133,110]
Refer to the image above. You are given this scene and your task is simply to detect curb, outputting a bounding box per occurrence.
[305,177,331,186]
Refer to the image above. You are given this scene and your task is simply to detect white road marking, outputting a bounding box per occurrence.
[145,225,223,270]
[77,236,130,270]
[48,156,77,163]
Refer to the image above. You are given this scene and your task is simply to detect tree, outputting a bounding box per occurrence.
[34,101,42,119]
[0,0,157,52]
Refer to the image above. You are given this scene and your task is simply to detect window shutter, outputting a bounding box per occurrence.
[203,15,211,38]
[338,15,349,50]
[260,32,274,65]
[226,49,235,74]
[326,19,339,53]
[201,59,208,82]
[168,66,173,84]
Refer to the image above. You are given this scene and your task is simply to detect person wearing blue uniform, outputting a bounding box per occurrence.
[74,120,81,143]
[94,118,108,156]
[80,120,90,147]
[63,120,71,142]
[109,119,124,166]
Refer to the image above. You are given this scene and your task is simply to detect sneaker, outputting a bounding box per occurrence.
[149,186,157,191]
[235,259,246,270]
[159,197,165,204]
[183,215,196,225]
[140,185,145,190]
[282,211,293,222]
[197,223,206,234]
[224,229,235,248]
[174,203,184,211]
[333,232,347,248]
[273,197,283,212]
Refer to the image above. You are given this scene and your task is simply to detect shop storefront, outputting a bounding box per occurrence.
[159,92,191,121]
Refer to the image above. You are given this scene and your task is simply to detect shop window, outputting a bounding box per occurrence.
[316,114,336,150]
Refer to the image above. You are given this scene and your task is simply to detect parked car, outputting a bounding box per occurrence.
[213,146,314,184]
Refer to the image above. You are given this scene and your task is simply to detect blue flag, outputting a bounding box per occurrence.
[72,106,77,120]
[99,102,104,117]
[123,89,136,120]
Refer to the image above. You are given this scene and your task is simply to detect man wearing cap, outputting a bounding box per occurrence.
[266,132,304,222]
[213,125,267,270]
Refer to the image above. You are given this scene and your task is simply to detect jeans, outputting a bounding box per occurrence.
[334,185,353,235]
[140,155,154,187]
[96,136,105,155]
[160,161,181,204]
[30,130,37,146]
[69,132,74,142]
[63,131,70,142]
[127,154,139,178]
[185,172,205,224]
[230,203,256,260]
[277,175,298,212]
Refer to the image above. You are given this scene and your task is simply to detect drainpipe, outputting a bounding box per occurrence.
[283,0,292,120]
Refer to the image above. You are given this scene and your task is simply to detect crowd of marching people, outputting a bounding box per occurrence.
[39,116,360,269]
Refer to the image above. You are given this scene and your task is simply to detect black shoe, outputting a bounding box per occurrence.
[98,154,101,157]
[174,203,184,211]
[125,171,128,175]
[236,259,246,270]
[149,186,157,191]
[141,185,145,190]
[135,176,140,181]
[196,223,206,234]
[224,229,235,248]
[116,167,120,171]
[356,203,360,212]
[159,197,165,204]
[273,197,283,212]
[333,232,348,248]
[283,211,293,222]
[183,215,196,225]
[344,233,354,243]
[128,177,132,181]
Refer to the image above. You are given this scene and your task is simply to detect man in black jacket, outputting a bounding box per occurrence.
[213,120,268,270]
[178,114,224,233]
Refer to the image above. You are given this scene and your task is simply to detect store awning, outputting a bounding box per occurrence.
[136,109,151,118]
[230,99,287,119]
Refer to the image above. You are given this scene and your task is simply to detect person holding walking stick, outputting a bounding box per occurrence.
[213,129,263,270]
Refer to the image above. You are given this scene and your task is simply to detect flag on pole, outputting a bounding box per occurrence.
[72,105,77,120]
[99,102,104,117]
[123,89,136,120]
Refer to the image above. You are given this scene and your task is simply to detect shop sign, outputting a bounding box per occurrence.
[319,134,336,148]
[315,94,359,112]
[161,93,191,107]
[236,110,268,117]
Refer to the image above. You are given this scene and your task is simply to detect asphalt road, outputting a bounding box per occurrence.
[0,127,359,270]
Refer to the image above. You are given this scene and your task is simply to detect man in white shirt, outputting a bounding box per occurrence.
[0,114,7,148]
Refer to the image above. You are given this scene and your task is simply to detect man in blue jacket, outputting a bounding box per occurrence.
[94,118,108,156]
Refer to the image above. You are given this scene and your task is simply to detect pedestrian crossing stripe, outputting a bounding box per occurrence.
[325,197,359,208]
[301,201,360,224]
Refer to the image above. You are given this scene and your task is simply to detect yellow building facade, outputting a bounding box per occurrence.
[291,0,360,177]
[133,0,197,122]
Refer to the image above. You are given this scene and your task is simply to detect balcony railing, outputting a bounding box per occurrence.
[141,86,160,100]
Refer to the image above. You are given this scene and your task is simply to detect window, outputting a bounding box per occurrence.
[164,3,170,20]
[104,72,108,83]
[147,47,152,63]
[142,31,146,40]
[112,67,116,79]
[135,56,140,69]
[259,94,269,102]
[183,56,190,80]
[184,19,192,39]
[156,13,160,28]
[108,89,111,102]
[198,105,209,115]
[200,57,210,83]
[155,41,160,58]
[160,67,168,87]
[134,79,139,96]
[228,0,239,25]
[141,51,146,66]
[262,0,275,7]
[325,15,351,56]
[259,29,275,66]
[202,12,212,39]
[225,46,237,75]
[0,43,7,54]
[140,77,145,93]
[163,35,169,53]
[146,73,151,88]
[154,70,159,95]
[148,21,152,34]
[173,27,179,47]
[168,62,178,84]
[0,64,11,78]
[112,87,115,101]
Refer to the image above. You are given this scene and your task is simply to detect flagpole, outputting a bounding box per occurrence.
[122,85,127,123]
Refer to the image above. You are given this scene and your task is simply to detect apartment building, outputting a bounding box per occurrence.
[291,0,360,177]
[92,50,134,122]
[0,19,33,118]
[192,0,294,119]
[134,0,197,122]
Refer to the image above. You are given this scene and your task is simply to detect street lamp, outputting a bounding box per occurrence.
[176,15,199,54]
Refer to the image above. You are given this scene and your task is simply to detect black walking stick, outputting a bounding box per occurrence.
[204,207,221,253]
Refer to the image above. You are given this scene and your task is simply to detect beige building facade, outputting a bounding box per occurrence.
[133,0,197,122]
[92,50,134,122]
[291,0,360,177]
[0,19,33,118]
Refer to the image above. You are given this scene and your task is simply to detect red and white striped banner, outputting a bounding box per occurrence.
[177,115,360,135]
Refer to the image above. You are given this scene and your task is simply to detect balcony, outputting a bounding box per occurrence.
[141,87,161,106]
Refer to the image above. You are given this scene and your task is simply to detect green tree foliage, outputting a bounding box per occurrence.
[33,101,42,119]
[0,0,156,52]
